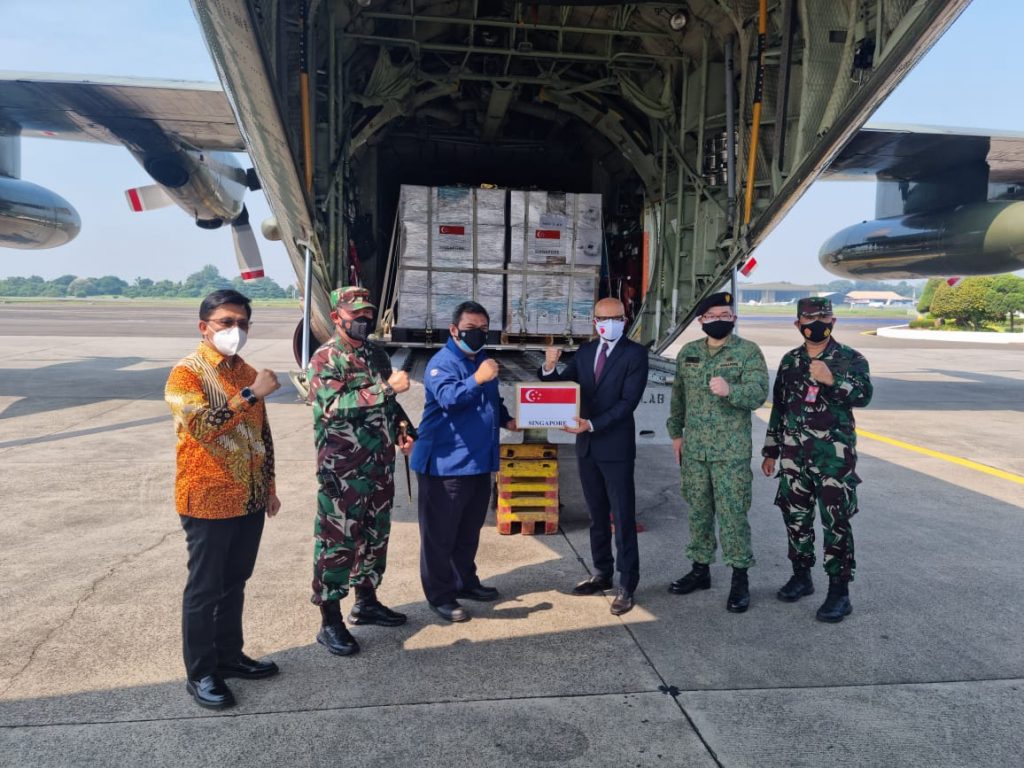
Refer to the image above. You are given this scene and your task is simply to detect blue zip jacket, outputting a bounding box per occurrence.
[411,338,512,476]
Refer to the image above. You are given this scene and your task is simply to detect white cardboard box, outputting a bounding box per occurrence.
[514,382,580,428]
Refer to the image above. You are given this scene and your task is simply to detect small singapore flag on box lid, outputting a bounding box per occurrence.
[515,382,580,428]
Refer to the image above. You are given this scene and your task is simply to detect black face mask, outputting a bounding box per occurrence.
[344,316,374,341]
[457,327,488,353]
[702,320,734,340]
[801,320,834,343]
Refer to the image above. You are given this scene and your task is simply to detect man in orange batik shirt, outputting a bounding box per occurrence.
[165,289,282,710]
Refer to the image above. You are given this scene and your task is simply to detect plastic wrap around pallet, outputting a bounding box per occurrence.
[397,269,504,330]
[509,191,603,268]
[505,271,598,336]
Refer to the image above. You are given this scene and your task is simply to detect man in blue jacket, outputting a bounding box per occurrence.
[411,300,517,622]
[540,297,649,615]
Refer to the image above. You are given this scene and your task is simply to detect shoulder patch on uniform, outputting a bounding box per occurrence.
[430,368,439,377]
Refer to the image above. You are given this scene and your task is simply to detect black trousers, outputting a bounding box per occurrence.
[417,472,491,606]
[180,512,265,680]
[577,453,640,593]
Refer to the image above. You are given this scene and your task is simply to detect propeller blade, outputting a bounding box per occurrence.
[231,206,265,282]
[124,185,173,212]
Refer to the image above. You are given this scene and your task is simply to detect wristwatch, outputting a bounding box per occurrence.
[240,387,258,405]
[382,383,395,397]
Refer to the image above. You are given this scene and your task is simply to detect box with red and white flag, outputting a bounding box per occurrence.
[514,382,580,428]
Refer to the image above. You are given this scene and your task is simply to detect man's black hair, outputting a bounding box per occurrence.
[451,300,489,326]
[200,289,253,320]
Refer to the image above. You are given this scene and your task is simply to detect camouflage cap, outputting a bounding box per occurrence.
[797,296,833,316]
[696,291,733,316]
[330,286,376,311]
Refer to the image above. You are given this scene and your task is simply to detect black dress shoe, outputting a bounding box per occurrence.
[186,674,235,709]
[349,600,408,626]
[216,653,279,680]
[317,623,361,656]
[431,602,470,622]
[610,589,635,616]
[668,562,711,594]
[572,575,614,596]
[456,584,500,602]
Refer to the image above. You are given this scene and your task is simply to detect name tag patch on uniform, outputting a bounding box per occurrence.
[685,357,700,363]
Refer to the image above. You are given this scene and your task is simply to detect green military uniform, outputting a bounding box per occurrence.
[667,333,769,568]
[763,337,872,581]
[307,287,413,605]
[763,298,872,583]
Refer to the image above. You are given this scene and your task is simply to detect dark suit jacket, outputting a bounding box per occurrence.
[538,338,649,461]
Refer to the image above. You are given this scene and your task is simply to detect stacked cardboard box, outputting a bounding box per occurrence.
[393,186,603,337]
[396,186,505,330]
[506,191,602,336]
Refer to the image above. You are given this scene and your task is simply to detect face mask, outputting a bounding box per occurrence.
[801,320,834,343]
[456,327,487,354]
[211,326,246,356]
[344,316,374,341]
[702,320,734,340]
[595,319,625,341]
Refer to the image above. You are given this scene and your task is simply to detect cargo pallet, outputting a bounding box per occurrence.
[496,443,560,535]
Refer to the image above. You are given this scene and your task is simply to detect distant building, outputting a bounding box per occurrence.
[737,282,825,304]
[844,290,914,307]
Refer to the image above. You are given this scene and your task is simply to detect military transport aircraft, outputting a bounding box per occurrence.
[3,1,1002,356]
[0,73,266,281]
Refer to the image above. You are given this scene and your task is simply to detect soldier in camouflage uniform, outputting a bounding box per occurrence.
[666,292,769,613]
[761,296,872,623]
[307,286,416,655]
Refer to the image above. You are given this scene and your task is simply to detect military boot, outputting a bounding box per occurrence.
[668,562,711,594]
[777,566,814,602]
[815,576,852,623]
[726,568,750,613]
[317,600,360,656]
[349,586,407,627]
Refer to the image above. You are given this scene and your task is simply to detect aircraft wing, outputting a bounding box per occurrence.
[822,122,1024,183]
[0,71,243,151]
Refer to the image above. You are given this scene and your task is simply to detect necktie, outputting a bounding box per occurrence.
[595,342,608,381]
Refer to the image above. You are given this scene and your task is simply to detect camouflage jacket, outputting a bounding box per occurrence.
[307,336,414,476]
[762,338,872,476]
[667,334,769,461]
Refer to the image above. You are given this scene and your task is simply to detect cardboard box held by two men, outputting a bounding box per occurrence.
[514,382,580,429]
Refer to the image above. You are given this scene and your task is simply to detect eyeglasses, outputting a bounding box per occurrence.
[595,315,626,322]
[700,313,735,322]
[799,312,833,321]
[207,317,251,331]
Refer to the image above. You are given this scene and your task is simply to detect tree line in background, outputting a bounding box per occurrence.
[915,275,1024,331]
[0,265,296,300]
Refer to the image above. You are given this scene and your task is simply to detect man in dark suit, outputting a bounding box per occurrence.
[539,297,649,615]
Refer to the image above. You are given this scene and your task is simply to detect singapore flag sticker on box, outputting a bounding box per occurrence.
[515,382,580,428]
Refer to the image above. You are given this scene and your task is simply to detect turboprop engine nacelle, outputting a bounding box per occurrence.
[819,201,1024,279]
[0,176,82,249]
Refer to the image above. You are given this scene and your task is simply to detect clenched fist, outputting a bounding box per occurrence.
[809,360,834,386]
[709,376,731,397]
[388,370,410,394]
[474,358,500,385]
[251,369,280,399]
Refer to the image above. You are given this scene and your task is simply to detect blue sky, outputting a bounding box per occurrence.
[1,0,1021,286]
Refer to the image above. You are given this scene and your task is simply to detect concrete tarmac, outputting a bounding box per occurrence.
[1,302,1021,767]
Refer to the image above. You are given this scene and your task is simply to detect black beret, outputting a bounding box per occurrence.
[696,291,733,316]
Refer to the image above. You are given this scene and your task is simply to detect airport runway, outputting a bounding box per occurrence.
[1,303,1021,767]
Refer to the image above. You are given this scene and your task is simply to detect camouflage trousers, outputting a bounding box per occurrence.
[680,458,754,569]
[775,461,859,581]
[311,462,394,604]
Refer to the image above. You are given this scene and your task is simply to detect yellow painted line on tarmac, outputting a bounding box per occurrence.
[856,429,1024,486]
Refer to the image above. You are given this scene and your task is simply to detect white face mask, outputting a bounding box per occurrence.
[211,326,247,356]
[595,319,625,342]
